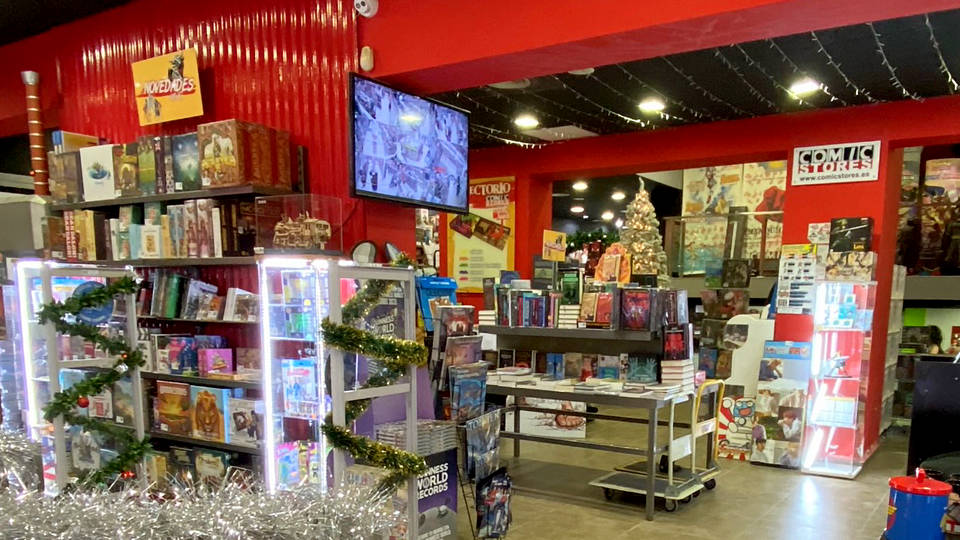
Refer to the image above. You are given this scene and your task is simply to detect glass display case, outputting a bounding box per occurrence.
[802,280,876,478]
[13,262,144,494]
[254,194,343,255]
[1,282,26,431]
[258,256,331,492]
[663,211,783,277]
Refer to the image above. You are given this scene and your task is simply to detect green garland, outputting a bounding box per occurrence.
[320,255,429,488]
[37,276,151,486]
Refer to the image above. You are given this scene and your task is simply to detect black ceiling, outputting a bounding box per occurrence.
[0,0,130,46]
[434,9,960,149]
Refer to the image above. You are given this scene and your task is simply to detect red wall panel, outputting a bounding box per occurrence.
[0,0,414,251]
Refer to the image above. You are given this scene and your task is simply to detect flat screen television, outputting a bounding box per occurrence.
[350,74,470,214]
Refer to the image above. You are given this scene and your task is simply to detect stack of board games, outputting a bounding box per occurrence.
[374,420,457,455]
[55,197,263,262]
[47,120,293,207]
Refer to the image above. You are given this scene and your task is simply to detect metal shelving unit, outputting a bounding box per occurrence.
[140,371,260,390]
[149,431,262,455]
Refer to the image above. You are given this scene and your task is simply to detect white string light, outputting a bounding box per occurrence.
[712,49,779,112]
[766,39,849,106]
[518,87,625,132]
[549,75,650,126]
[733,45,814,108]
[471,124,550,148]
[808,31,879,103]
[614,64,716,121]
[867,22,923,101]
[586,74,693,124]
[482,86,598,132]
[660,56,751,117]
[923,14,958,94]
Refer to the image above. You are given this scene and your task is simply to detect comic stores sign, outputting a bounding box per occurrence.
[791,141,881,186]
[131,49,204,126]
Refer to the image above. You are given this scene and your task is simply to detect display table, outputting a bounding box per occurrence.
[488,380,715,520]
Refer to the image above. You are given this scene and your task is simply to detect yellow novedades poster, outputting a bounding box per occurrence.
[132,49,203,126]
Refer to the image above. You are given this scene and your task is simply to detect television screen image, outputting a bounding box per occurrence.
[351,74,469,213]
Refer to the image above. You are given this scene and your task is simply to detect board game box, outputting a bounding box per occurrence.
[156,381,191,436]
[191,385,230,442]
[829,217,873,252]
[226,397,263,448]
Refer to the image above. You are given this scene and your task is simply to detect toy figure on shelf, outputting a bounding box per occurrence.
[272,213,332,250]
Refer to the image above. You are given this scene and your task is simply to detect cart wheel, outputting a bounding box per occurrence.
[664,499,678,512]
[704,479,717,490]
[693,489,702,498]
[682,495,692,503]
[602,488,614,501]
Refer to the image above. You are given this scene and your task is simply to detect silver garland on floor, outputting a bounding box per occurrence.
[0,479,401,540]
[0,429,41,494]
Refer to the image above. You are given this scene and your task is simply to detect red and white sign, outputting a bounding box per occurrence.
[791,140,882,186]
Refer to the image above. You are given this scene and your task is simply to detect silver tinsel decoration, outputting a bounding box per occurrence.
[0,429,40,495]
[0,477,401,539]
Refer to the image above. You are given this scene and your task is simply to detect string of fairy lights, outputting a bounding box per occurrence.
[766,38,849,106]
[923,13,958,94]
[867,22,923,101]
[444,15,960,150]
[732,44,815,108]
[660,56,751,117]
[808,31,879,103]
[614,64,717,121]
[712,48,779,112]
[549,75,650,126]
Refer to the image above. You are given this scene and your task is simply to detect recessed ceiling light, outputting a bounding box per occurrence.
[514,114,539,129]
[570,205,585,214]
[638,98,666,113]
[582,215,589,219]
[489,79,531,90]
[572,180,588,191]
[615,218,624,228]
[789,78,821,96]
[601,210,614,221]
[567,68,595,76]
[611,191,626,201]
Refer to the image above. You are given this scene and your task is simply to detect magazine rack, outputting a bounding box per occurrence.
[327,262,419,538]
[15,262,145,495]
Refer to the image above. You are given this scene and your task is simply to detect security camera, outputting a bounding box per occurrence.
[355,0,378,17]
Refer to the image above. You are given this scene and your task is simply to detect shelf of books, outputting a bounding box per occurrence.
[802,279,876,479]
[15,262,146,495]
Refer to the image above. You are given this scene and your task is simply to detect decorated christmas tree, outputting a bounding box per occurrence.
[620,177,670,286]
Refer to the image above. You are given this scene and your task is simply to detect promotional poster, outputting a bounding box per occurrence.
[415,449,459,540]
[131,49,203,126]
[447,177,516,292]
[750,341,812,469]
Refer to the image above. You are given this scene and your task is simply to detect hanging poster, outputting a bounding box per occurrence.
[681,165,743,215]
[447,177,515,293]
[751,341,812,469]
[131,49,204,126]
[742,161,787,261]
[680,216,726,275]
[791,140,881,186]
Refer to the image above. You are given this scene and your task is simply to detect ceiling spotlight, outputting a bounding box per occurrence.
[582,215,589,219]
[638,98,666,113]
[570,205,585,214]
[601,210,615,221]
[615,218,624,228]
[514,114,539,129]
[789,78,821,96]
[567,68,595,76]
[572,180,588,191]
[611,191,626,201]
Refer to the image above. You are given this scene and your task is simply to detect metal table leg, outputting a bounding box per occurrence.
[513,401,521,457]
[646,405,658,521]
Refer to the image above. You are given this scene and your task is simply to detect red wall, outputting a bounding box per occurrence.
[464,94,960,453]
[0,0,414,255]
[359,0,960,93]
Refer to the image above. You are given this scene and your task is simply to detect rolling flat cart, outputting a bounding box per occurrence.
[590,381,724,512]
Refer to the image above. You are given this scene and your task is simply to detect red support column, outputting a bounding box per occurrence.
[21,70,48,196]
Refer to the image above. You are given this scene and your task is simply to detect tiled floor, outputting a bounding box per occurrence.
[455,407,907,540]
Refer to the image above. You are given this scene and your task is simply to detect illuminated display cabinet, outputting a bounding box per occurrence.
[803,279,876,478]
[13,262,145,494]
